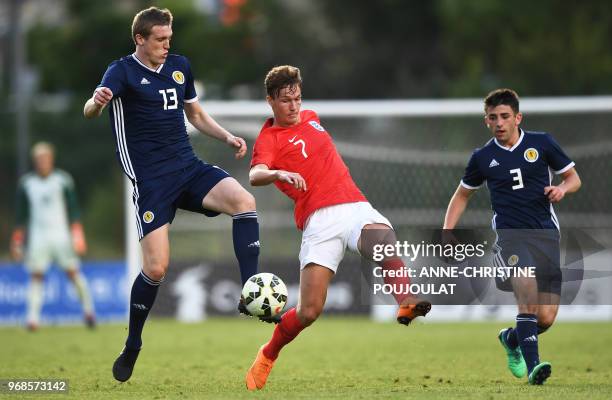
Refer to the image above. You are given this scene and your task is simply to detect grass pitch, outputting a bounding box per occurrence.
[1,318,611,399]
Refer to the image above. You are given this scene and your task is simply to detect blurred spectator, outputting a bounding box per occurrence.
[10,142,95,330]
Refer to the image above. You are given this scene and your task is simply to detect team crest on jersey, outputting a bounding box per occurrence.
[524,148,539,163]
[143,211,155,224]
[309,121,325,132]
[507,254,519,266]
[172,71,185,85]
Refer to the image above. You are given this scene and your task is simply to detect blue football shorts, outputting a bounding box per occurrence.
[493,230,562,295]
[131,160,230,240]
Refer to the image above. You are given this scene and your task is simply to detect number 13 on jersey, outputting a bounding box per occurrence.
[159,88,177,110]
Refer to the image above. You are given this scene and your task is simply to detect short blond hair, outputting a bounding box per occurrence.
[131,7,173,43]
[31,142,55,158]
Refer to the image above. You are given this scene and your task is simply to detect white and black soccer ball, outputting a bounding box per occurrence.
[241,273,288,318]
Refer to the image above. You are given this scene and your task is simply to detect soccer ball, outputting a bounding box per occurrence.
[241,273,288,318]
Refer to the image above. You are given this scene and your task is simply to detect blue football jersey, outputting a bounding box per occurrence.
[461,130,574,230]
[98,53,199,181]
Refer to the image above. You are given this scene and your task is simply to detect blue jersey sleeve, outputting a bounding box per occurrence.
[98,60,126,98]
[544,133,574,174]
[460,151,485,189]
[183,57,198,103]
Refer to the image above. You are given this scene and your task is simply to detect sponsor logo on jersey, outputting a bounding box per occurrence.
[309,121,325,132]
[489,159,500,168]
[172,71,185,84]
[140,77,151,85]
[143,211,155,224]
[524,148,539,162]
[507,254,519,266]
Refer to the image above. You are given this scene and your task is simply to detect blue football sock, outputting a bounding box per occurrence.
[515,313,540,374]
[505,327,519,349]
[505,322,549,349]
[232,211,260,285]
[125,271,162,350]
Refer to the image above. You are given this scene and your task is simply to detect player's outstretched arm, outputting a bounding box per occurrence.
[443,184,476,229]
[544,167,581,203]
[84,87,113,119]
[249,164,307,191]
[184,101,247,159]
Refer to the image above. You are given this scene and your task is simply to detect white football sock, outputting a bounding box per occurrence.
[73,273,94,315]
[26,279,44,325]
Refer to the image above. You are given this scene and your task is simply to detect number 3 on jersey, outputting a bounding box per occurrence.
[159,88,177,110]
[510,168,524,190]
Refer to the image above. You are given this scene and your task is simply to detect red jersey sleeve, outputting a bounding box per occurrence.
[303,109,319,122]
[251,119,277,168]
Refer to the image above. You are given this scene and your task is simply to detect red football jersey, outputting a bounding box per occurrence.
[251,110,366,230]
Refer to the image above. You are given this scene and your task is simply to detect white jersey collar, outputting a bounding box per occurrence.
[494,129,524,152]
[131,53,164,73]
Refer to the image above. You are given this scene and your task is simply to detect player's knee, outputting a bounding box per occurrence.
[233,190,256,213]
[297,304,323,327]
[143,260,168,282]
[146,268,166,282]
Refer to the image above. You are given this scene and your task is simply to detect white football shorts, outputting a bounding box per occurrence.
[25,235,79,274]
[299,201,392,272]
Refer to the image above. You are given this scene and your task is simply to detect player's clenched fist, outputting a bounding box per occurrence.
[227,135,248,159]
[93,87,114,106]
[544,185,565,203]
[276,170,307,191]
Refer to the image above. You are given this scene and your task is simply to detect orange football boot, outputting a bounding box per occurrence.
[396,299,432,325]
[245,345,275,390]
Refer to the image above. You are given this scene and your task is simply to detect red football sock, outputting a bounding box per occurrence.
[262,308,305,360]
[381,257,411,305]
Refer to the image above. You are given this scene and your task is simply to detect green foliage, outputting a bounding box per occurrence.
[27,0,262,97]
[0,319,611,399]
[21,0,612,97]
[439,0,612,96]
[0,108,17,247]
[28,2,133,93]
[301,1,447,98]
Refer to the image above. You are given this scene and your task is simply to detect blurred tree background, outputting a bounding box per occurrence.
[1,0,611,259]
